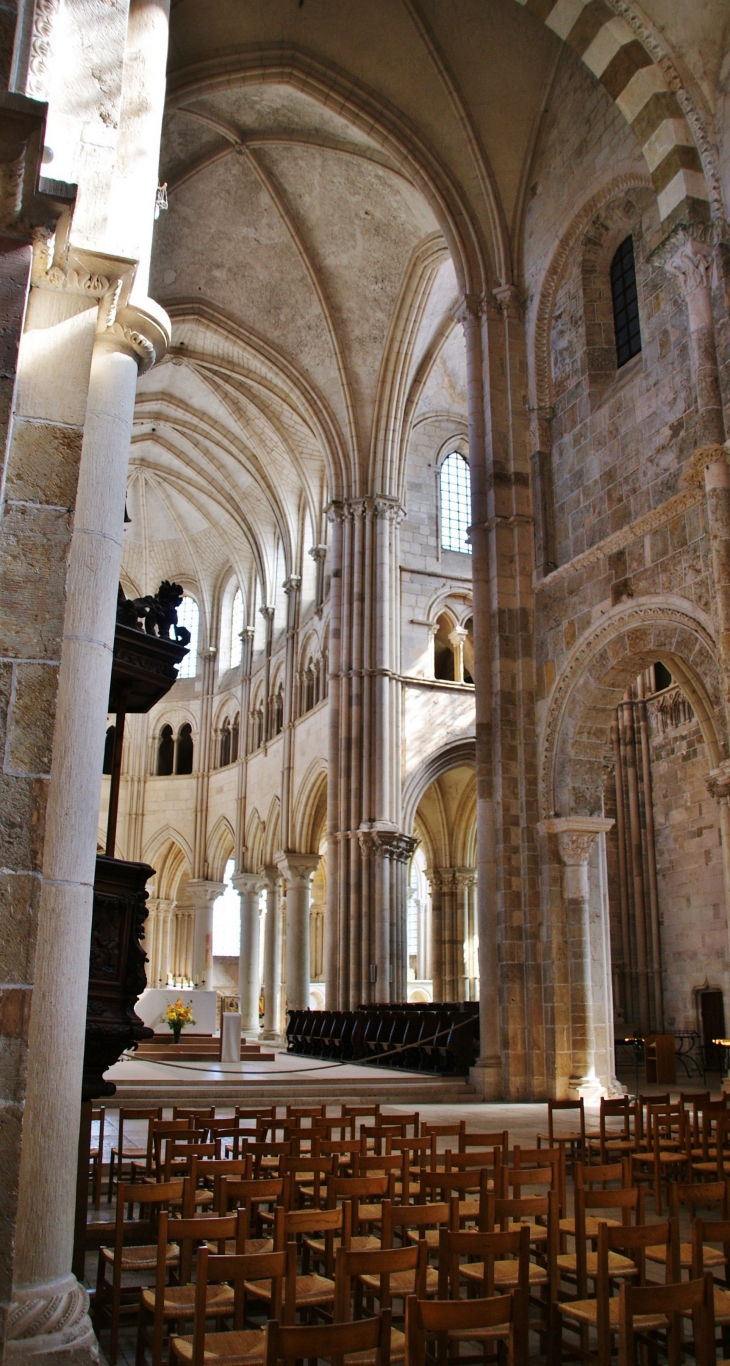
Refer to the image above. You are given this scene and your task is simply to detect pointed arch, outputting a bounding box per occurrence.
[207,816,235,882]
[403,737,477,834]
[293,760,328,854]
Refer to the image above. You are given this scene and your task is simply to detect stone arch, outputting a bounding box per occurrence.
[539,595,725,821]
[262,798,281,867]
[293,760,328,855]
[245,809,266,872]
[146,834,191,902]
[510,0,716,231]
[403,736,477,833]
[207,816,235,882]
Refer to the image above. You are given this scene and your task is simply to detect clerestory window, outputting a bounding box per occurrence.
[177,595,200,678]
[230,588,244,668]
[610,236,642,368]
[440,452,472,554]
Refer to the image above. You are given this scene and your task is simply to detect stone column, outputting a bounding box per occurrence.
[261,867,282,1039]
[188,879,223,987]
[233,873,265,1037]
[448,627,468,684]
[426,868,444,1001]
[706,760,730,983]
[277,854,320,1012]
[7,300,169,1362]
[540,817,613,1098]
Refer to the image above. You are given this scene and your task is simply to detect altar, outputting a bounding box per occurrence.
[135,988,218,1035]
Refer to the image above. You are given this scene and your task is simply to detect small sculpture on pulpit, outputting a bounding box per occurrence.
[116,581,191,647]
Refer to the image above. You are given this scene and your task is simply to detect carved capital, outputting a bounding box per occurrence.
[259,605,275,622]
[682,443,730,488]
[309,544,327,562]
[358,823,419,863]
[493,282,522,320]
[283,575,301,596]
[707,759,730,803]
[275,852,320,888]
[663,234,714,296]
[187,879,224,911]
[456,293,487,328]
[6,1274,97,1361]
[538,816,613,867]
[101,299,170,374]
[232,872,266,900]
[373,495,405,525]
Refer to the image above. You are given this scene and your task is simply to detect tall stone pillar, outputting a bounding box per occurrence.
[233,873,265,1037]
[277,854,319,1012]
[188,879,224,987]
[7,301,169,1362]
[261,867,282,1039]
[540,817,613,1099]
[706,762,730,984]
[191,645,217,879]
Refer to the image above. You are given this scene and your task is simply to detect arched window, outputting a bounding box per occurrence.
[103,725,116,775]
[176,723,194,774]
[440,452,472,554]
[157,724,174,776]
[433,613,455,681]
[610,235,641,368]
[231,713,240,762]
[305,663,315,714]
[219,718,231,768]
[230,588,244,668]
[177,596,199,678]
[274,686,284,736]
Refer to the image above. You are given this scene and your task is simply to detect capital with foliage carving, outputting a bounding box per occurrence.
[707,759,730,804]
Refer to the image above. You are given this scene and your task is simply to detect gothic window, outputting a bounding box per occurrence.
[103,725,116,775]
[219,718,231,767]
[231,712,239,762]
[177,595,200,678]
[610,236,641,368]
[230,588,244,668]
[176,723,194,774]
[157,724,174,775]
[463,617,475,685]
[440,452,472,554]
[305,663,315,713]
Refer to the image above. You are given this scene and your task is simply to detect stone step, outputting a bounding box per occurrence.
[135,1046,274,1061]
[109,1074,477,1107]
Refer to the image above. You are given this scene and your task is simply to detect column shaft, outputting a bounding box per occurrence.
[234,874,264,1037]
[261,869,281,1038]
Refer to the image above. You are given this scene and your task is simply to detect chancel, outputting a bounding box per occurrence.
[2,2,730,1364]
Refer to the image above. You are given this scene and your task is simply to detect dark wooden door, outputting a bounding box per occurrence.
[701,990,726,1072]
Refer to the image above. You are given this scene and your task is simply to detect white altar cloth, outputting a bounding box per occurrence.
[136,988,218,1035]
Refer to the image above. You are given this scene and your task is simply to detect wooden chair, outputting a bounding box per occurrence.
[169,1245,292,1366]
[559,1158,631,1245]
[107,1107,162,1200]
[437,1224,531,1298]
[217,1175,290,1252]
[149,1120,203,1181]
[334,1245,425,1362]
[693,1110,730,1182]
[618,1273,715,1366]
[381,1111,420,1137]
[484,1192,552,1252]
[247,1204,351,1318]
[404,1288,528,1366]
[419,1169,490,1234]
[646,1179,729,1276]
[421,1120,465,1149]
[185,1155,252,1217]
[320,1173,394,1254]
[537,1097,586,1167]
[557,1185,644,1298]
[377,1201,446,1295]
[281,1154,333,1208]
[90,1106,106,1209]
[172,1106,215,1124]
[558,1218,679,1366]
[586,1097,637,1166]
[94,1179,183,1365]
[512,1145,567,1216]
[460,1129,508,1155]
[692,1217,730,1333]
[631,1103,689,1213]
[265,1310,392,1366]
[135,1209,243,1366]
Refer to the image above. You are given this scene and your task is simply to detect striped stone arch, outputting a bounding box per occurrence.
[514,0,713,230]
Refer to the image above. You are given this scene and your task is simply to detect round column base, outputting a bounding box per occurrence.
[6,1275,98,1366]
[469,1056,503,1101]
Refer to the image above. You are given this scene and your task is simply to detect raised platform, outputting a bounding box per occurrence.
[105,1048,477,1106]
[134,1035,275,1062]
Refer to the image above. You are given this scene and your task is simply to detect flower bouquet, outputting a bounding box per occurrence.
[163,997,195,1043]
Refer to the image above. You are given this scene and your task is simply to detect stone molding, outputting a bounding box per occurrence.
[534,486,702,589]
[25,0,60,101]
[663,233,714,294]
[538,596,718,820]
[6,1273,97,1362]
